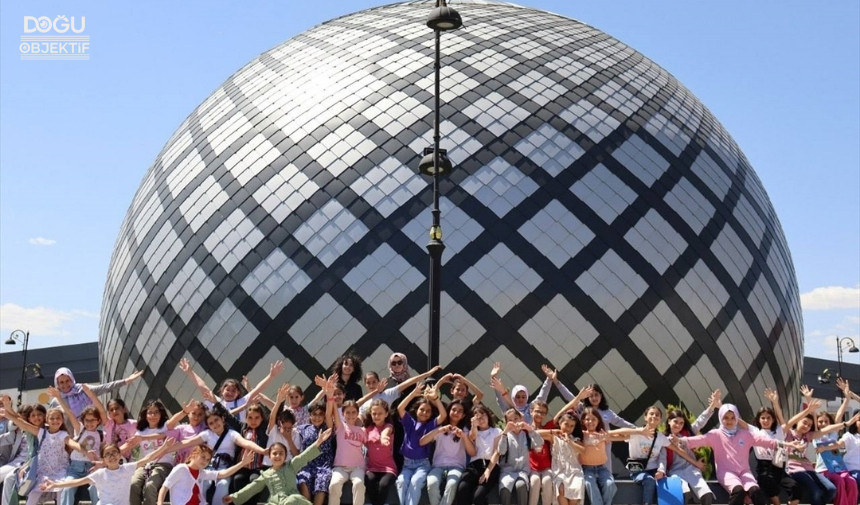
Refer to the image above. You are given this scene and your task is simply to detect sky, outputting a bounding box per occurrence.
[0,1,858,366]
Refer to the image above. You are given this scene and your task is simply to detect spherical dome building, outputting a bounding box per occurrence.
[100,0,803,419]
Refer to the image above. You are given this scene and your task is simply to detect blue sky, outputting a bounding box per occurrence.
[1,1,857,364]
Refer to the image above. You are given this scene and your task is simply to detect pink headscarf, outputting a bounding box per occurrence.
[388,353,410,383]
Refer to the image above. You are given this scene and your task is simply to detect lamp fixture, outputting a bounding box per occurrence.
[426,0,462,31]
[419,147,452,177]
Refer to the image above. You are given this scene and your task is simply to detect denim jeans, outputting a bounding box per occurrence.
[789,470,837,505]
[427,466,463,505]
[396,457,430,505]
[634,470,658,505]
[59,460,99,505]
[583,464,617,505]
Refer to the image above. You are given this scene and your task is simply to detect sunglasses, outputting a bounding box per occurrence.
[390,360,404,366]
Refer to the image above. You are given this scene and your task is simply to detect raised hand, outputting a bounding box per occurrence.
[575,385,595,402]
[424,384,440,401]
[375,377,389,394]
[270,360,285,377]
[490,376,506,393]
[836,377,850,396]
[708,389,722,409]
[316,428,333,445]
[202,389,217,404]
[276,383,290,403]
[326,373,339,390]
[490,362,502,378]
[800,384,814,400]
[47,385,62,399]
[763,388,778,404]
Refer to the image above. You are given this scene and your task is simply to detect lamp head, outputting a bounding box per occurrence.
[817,368,831,384]
[418,147,452,176]
[4,337,14,345]
[837,337,859,353]
[427,1,462,31]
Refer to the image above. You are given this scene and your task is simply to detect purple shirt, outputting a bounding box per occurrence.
[400,412,437,460]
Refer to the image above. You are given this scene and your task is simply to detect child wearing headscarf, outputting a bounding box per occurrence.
[674,404,802,505]
[489,363,576,424]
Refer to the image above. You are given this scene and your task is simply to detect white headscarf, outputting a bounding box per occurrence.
[718,403,740,436]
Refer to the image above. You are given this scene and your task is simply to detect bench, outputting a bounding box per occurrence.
[62,477,788,505]
[334,479,735,504]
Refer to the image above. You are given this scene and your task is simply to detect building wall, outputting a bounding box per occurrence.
[98,1,803,420]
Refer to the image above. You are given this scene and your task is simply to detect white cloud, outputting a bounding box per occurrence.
[807,316,860,338]
[27,237,56,246]
[800,285,860,310]
[0,303,98,338]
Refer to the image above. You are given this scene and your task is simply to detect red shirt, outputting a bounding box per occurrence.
[530,419,556,471]
[187,468,201,505]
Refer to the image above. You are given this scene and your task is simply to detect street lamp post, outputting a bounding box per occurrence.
[5,330,31,408]
[419,0,461,370]
[836,336,859,380]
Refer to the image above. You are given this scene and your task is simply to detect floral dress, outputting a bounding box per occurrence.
[36,429,70,481]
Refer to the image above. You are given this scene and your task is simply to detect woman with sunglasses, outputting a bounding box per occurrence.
[387,354,410,386]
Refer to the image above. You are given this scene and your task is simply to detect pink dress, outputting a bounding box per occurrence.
[684,429,776,491]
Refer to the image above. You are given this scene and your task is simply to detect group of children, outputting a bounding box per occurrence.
[0,353,858,505]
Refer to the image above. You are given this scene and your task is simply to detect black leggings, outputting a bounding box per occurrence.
[729,486,767,505]
[756,459,801,501]
[365,471,396,505]
[231,468,269,503]
[455,460,500,505]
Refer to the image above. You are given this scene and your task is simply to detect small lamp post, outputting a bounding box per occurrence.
[836,336,859,380]
[5,330,42,408]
